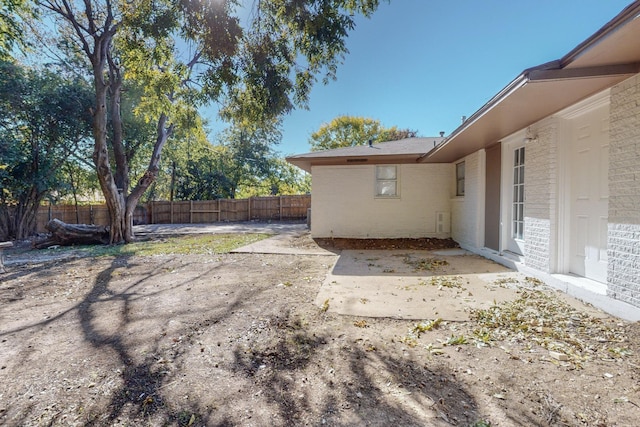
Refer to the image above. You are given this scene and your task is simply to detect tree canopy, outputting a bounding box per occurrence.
[309,115,417,151]
[27,0,382,243]
[0,61,94,240]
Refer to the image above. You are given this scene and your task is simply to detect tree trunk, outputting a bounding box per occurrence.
[90,32,127,244]
[0,206,12,241]
[34,218,110,248]
[89,32,173,244]
[13,187,44,240]
[123,114,174,242]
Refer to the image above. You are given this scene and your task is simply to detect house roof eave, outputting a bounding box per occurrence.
[420,1,640,164]
[286,152,428,173]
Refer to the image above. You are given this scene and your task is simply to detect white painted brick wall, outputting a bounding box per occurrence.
[608,73,640,306]
[524,121,558,273]
[310,163,452,238]
[451,151,484,248]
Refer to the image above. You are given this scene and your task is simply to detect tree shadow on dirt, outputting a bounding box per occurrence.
[231,311,482,426]
[74,255,247,426]
[0,257,93,336]
[0,251,263,426]
[0,255,78,290]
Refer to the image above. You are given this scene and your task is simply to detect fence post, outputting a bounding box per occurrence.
[247,197,251,221]
[279,196,283,221]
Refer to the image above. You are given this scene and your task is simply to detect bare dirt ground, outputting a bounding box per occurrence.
[1,233,640,426]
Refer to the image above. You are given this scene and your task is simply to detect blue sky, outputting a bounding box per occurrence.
[204,0,632,156]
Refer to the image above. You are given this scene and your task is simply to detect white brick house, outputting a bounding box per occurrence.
[287,1,640,317]
[287,138,448,239]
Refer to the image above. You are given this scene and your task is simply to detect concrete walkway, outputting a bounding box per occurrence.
[232,226,632,321]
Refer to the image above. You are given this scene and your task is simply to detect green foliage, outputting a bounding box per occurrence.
[220,0,382,126]
[309,115,417,151]
[0,0,32,59]
[118,83,164,179]
[0,61,94,239]
[175,149,233,200]
[236,157,310,198]
[156,121,309,201]
[31,0,384,242]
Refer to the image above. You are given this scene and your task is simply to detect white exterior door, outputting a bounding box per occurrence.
[568,106,609,283]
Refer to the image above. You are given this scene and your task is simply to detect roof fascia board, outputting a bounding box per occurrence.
[560,1,640,67]
[529,63,640,81]
[287,151,430,172]
[419,73,531,161]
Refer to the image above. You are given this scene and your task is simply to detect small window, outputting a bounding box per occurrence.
[456,162,465,196]
[376,165,398,197]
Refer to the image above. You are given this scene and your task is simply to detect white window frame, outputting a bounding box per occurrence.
[512,146,525,240]
[375,165,399,198]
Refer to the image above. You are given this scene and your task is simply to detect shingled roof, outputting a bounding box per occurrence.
[286,137,444,172]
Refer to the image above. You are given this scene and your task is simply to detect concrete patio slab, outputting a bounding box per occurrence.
[315,249,608,321]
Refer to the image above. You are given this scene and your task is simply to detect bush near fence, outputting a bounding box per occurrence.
[35,195,311,233]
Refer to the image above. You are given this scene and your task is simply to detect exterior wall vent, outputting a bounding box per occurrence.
[436,211,451,233]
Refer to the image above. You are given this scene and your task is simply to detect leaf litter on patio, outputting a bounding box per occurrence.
[400,276,633,370]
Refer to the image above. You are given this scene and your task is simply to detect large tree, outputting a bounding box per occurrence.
[159,122,307,201]
[0,61,94,240]
[35,0,381,243]
[235,157,310,198]
[309,115,417,151]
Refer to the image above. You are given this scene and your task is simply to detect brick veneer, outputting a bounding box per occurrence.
[608,74,640,307]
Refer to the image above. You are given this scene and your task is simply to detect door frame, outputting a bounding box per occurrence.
[555,89,610,280]
[484,143,502,251]
[500,130,527,256]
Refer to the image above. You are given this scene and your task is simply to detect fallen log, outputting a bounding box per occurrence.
[34,218,110,249]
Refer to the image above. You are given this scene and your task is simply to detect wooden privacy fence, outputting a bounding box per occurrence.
[35,195,310,233]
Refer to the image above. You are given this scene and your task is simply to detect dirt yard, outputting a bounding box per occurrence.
[1,233,640,426]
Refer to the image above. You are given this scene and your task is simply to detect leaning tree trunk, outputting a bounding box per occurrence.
[88,29,129,244]
[121,114,174,242]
